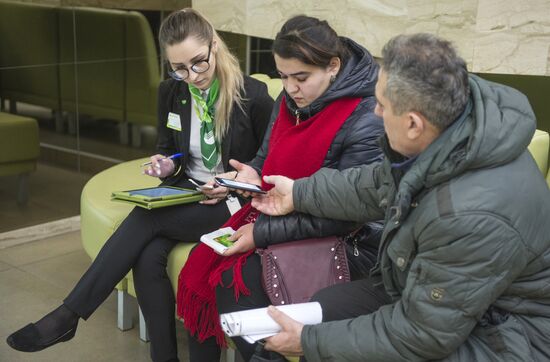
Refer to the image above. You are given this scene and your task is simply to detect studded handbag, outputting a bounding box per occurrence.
[257,236,350,306]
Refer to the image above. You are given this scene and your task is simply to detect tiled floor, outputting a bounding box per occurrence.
[0,231,192,362]
[0,164,90,233]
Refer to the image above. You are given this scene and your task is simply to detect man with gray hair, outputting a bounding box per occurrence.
[252,33,550,361]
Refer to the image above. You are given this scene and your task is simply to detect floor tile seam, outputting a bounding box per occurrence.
[4,261,81,294]
[0,259,16,270]
[2,248,88,269]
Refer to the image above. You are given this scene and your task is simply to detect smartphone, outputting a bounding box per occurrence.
[214,177,266,194]
[188,178,215,190]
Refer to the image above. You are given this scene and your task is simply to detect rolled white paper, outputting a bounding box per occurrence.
[220,302,322,343]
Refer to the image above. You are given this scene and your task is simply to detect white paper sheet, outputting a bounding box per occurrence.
[220,302,322,343]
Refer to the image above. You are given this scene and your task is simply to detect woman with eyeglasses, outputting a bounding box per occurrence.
[6,8,273,362]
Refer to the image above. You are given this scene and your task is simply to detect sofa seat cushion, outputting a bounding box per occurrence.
[80,158,158,290]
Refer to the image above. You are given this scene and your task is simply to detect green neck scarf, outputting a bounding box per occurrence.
[188,78,220,170]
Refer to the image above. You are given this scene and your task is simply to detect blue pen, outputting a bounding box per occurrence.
[141,153,183,167]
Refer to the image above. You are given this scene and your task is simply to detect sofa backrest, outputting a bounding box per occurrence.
[125,10,160,126]
[0,1,60,110]
[58,6,126,120]
[0,2,160,127]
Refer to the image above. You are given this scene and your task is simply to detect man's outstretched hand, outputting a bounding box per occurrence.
[251,175,295,216]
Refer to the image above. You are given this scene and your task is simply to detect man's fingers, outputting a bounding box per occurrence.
[250,197,262,209]
[251,195,275,214]
[267,306,293,328]
[264,306,305,356]
[262,175,278,185]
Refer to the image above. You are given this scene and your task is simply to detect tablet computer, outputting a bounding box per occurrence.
[111,186,205,209]
[112,186,200,201]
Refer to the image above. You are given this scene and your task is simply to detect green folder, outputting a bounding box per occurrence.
[111,186,205,210]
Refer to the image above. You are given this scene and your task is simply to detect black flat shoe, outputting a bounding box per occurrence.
[6,322,77,352]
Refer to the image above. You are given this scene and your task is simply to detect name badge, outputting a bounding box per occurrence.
[226,195,242,215]
[166,112,182,131]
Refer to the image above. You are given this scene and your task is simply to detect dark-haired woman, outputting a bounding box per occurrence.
[177,15,385,361]
[6,8,273,362]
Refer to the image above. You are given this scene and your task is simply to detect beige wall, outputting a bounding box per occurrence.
[14,0,190,10]
[194,0,550,76]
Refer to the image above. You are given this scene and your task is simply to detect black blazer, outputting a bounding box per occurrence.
[156,76,274,186]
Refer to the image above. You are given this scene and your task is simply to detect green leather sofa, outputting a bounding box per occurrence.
[0,1,160,144]
[0,112,39,204]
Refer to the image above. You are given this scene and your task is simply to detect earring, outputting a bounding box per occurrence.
[330,75,336,83]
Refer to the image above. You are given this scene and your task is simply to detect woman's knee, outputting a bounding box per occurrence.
[309,284,346,322]
[133,240,173,282]
[310,285,334,306]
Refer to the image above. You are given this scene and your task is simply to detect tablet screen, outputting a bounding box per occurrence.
[128,187,195,198]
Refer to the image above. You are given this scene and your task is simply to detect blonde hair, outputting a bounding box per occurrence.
[159,8,244,141]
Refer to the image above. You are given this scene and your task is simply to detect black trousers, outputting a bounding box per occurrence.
[64,189,232,362]
[202,254,392,362]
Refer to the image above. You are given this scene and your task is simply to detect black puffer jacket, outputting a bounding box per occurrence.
[250,38,385,248]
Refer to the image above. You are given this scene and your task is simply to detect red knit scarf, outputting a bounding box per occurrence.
[176,96,361,346]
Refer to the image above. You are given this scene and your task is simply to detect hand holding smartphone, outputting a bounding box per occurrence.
[188,178,215,191]
[214,177,266,194]
[200,227,235,255]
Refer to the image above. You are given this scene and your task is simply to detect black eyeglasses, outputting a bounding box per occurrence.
[168,43,212,81]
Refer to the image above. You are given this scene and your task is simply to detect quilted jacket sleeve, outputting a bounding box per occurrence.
[293,162,387,223]
[301,212,528,361]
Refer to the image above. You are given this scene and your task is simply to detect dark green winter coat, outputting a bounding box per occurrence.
[294,75,550,361]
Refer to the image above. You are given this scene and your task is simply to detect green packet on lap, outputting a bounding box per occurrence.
[111,186,205,210]
[200,227,235,255]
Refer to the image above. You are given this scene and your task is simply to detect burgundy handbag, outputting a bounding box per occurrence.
[257,236,350,305]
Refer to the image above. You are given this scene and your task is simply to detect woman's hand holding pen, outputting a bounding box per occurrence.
[143,154,176,178]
